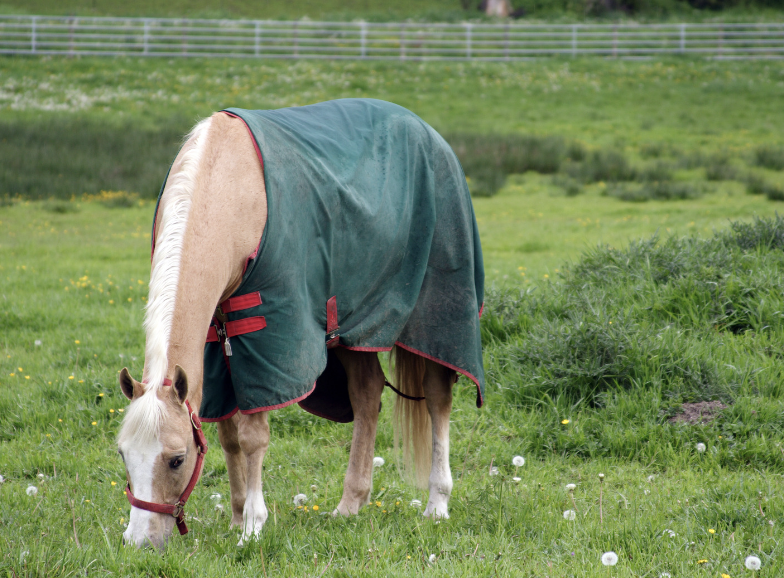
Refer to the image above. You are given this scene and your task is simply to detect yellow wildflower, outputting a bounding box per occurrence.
[697,559,708,564]
[91,421,97,426]
[74,340,80,344]
[561,419,570,425]
[313,505,319,511]
[709,528,715,534]
[111,481,117,486]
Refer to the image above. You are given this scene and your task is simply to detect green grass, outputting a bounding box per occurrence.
[3,54,784,576]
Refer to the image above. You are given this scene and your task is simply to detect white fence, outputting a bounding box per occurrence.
[1,15,783,60]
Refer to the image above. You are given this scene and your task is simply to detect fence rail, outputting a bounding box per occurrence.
[2,15,784,60]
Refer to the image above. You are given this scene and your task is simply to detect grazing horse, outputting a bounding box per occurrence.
[116,99,484,549]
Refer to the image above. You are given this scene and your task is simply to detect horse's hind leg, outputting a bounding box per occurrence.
[422,360,455,519]
[333,349,385,516]
[217,413,247,529]
[237,411,270,546]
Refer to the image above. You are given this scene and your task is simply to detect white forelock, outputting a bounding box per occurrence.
[125,115,213,441]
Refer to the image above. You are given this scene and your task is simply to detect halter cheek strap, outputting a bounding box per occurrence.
[125,384,208,536]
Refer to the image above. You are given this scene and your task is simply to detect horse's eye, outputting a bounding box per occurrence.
[169,456,185,469]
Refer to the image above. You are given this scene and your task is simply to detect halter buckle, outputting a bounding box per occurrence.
[172,502,184,519]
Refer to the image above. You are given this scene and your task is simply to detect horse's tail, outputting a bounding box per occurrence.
[390,346,431,489]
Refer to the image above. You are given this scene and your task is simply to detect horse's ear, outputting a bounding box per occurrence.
[172,365,189,405]
[119,368,144,400]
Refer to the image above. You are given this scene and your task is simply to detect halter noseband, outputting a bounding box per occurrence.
[125,379,208,535]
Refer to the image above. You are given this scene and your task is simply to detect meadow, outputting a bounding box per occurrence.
[1,54,784,576]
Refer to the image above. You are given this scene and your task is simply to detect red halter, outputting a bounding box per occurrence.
[125,381,208,535]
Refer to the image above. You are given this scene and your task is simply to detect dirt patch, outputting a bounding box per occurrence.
[668,401,728,425]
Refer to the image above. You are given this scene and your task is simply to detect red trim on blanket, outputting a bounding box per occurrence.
[239,380,318,414]
[479,302,484,318]
[393,341,484,408]
[326,296,339,333]
[221,292,262,314]
[200,406,239,423]
[206,326,219,343]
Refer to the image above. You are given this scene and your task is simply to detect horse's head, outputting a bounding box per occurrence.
[117,365,201,549]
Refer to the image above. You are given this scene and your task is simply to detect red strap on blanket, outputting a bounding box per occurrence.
[220,292,262,314]
[206,326,219,343]
[326,296,339,333]
[225,316,267,338]
[125,399,207,535]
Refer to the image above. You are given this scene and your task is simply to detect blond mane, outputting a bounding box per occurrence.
[119,116,213,444]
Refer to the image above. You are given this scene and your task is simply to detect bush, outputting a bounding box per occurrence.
[551,174,582,197]
[638,160,673,182]
[447,133,566,196]
[745,172,784,201]
[482,216,784,408]
[577,149,635,183]
[705,154,739,181]
[605,181,702,202]
[754,145,784,171]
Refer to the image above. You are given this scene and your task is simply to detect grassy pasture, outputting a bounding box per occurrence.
[1,55,784,576]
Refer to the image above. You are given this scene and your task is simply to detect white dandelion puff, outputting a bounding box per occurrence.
[373,456,385,468]
[37,473,45,480]
[513,476,521,482]
[647,475,655,483]
[696,442,706,453]
[410,499,422,508]
[34,340,42,346]
[745,555,762,570]
[563,509,576,520]
[489,466,499,476]
[663,529,676,538]
[512,456,525,467]
[598,473,605,481]
[659,573,671,578]
[428,554,437,564]
[565,483,576,492]
[293,493,307,506]
[209,493,222,502]
[214,503,224,512]
[310,484,318,492]
[601,551,618,566]
[0,474,5,483]
[26,485,38,496]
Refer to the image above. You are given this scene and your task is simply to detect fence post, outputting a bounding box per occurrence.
[571,24,577,57]
[255,20,261,57]
[31,15,37,54]
[360,21,367,58]
[293,21,299,58]
[400,23,406,60]
[143,19,149,55]
[465,23,472,60]
[679,23,686,54]
[68,17,76,57]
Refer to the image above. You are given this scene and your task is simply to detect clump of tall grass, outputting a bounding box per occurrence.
[754,145,784,171]
[482,215,784,410]
[447,133,567,197]
[745,171,784,201]
[605,181,702,202]
[705,154,739,181]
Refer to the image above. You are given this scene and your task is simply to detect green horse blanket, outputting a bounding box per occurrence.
[156,99,485,422]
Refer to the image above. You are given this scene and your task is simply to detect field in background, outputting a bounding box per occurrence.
[1,55,784,576]
[2,0,782,22]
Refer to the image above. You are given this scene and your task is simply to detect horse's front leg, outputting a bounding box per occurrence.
[217,413,247,529]
[333,349,385,516]
[422,360,455,519]
[236,410,270,546]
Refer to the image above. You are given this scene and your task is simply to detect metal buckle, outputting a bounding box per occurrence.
[190,411,201,431]
[172,502,184,519]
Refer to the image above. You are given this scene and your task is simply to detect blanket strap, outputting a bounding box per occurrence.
[384,379,425,402]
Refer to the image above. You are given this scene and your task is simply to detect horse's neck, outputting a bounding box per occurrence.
[147,112,266,409]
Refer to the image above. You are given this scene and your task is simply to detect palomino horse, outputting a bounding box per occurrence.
[116,99,484,549]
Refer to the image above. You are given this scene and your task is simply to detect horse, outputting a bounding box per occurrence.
[116,99,484,549]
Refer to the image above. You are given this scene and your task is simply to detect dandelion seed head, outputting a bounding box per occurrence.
[0,474,4,483]
[410,499,422,508]
[601,551,618,566]
[293,493,307,506]
[598,473,605,481]
[489,466,499,476]
[513,476,521,482]
[745,555,762,570]
[373,456,385,468]
[26,485,38,496]
[647,475,655,483]
[34,340,42,346]
[311,484,318,492]
[428,554,436,564]
[696,442,707,453]
[512,455,525,467]
[566,483,576,492]
[563,509,576,520]
[37,473,44,480]
[210,493,222,502]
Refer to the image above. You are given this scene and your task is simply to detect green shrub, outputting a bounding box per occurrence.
[551,174,582,196]
[754,145,784,171]
[745,171,784,201]
[640,142,667,159]
[605,181,702,202]
[482,216,784,409]
[638,160,673,182]
[705,154,739,181]
[447,133,566,196]
[577,149,635,183]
